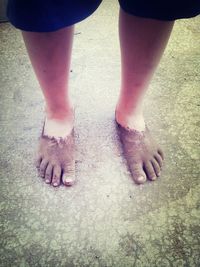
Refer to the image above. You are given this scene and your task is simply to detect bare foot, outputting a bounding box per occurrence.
[115,119,164,184]
[35,116,75,187]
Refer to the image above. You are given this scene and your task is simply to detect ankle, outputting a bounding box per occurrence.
[115,107,145,131]
[45,105,74,121]
[43,106,75,138]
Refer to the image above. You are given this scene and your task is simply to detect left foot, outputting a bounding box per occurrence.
[115,111,164,184]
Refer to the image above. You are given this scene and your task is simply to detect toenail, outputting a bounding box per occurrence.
[151,176,157,180]
[53,182,58,187]
[158,172,161,176]
[137,176,146,183]
[64,179,74,185]
[45,179,50,184]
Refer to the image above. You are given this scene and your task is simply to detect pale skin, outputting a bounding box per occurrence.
[22,8,174,186]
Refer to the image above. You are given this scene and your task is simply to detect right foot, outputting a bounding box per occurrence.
[35,109,75,187]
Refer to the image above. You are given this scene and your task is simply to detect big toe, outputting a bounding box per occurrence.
[62,163,75,186]
[129,163,147,184]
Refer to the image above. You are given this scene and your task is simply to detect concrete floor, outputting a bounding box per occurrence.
[0,1,200,266]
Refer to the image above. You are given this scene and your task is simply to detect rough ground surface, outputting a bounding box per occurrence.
[0,1,199,266]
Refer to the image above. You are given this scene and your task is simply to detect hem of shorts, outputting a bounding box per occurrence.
[7,1,102,32]
[8,20,77,32]
[120,6,200,21]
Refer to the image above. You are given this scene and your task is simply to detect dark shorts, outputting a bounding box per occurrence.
[7,0,200,32]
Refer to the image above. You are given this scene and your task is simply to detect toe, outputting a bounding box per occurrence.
[52,165,62,187]
[62,163,75,186]
[35,156,42,170]
[39,159,48,178]
[144,161,157,181]
[158,148,164,160]
[129,163,147,184]
[45,164,53,184]
[154,153,163,168]
[151,159,161,177]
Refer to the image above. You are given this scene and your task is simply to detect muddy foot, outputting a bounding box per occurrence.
[116,120,164,184]
[35,121,75,187]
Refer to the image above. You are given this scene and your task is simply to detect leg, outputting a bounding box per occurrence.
[22,26,75,186]
[115,8,174,184]
[22,27,74,123]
